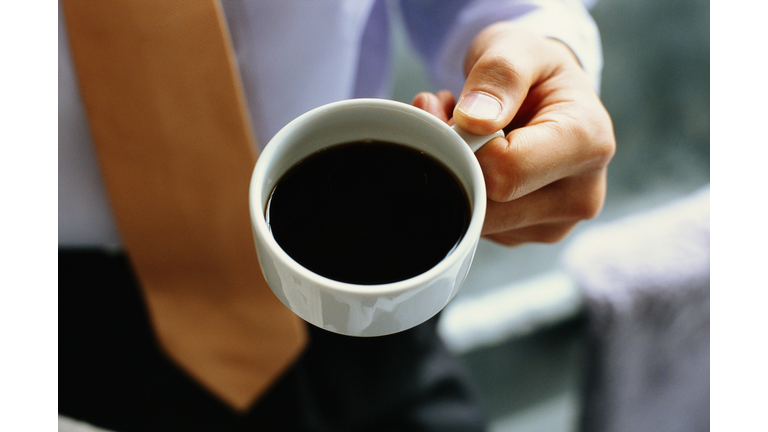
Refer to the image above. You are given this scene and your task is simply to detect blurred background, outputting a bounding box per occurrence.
[387,0,709,430]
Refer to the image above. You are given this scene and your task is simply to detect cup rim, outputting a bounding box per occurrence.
[249,98,486,296]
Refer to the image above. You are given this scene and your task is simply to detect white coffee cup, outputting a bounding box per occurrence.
[249,98,502,337]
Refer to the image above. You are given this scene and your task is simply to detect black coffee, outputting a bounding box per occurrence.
[266,140,471,285]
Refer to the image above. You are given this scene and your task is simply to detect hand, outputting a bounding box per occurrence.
[413,23,615,246]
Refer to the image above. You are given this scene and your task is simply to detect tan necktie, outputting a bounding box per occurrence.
[61,0,308,411]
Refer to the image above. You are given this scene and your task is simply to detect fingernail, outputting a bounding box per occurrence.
[456,91,502,121]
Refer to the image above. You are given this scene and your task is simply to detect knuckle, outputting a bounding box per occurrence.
[559,102,616,170]
[568,193,604,221]
[592,124,616,168]
[473,52,528,91]
[583,107,617,168]
[559,173,608,221]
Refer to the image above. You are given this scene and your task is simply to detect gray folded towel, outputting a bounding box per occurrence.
[561,186,710,432]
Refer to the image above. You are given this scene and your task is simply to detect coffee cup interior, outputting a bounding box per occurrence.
[256,101,482,218]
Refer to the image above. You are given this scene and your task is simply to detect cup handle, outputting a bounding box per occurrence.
[451,125,505,153]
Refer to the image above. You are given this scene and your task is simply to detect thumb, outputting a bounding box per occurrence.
[453,24,540,135]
